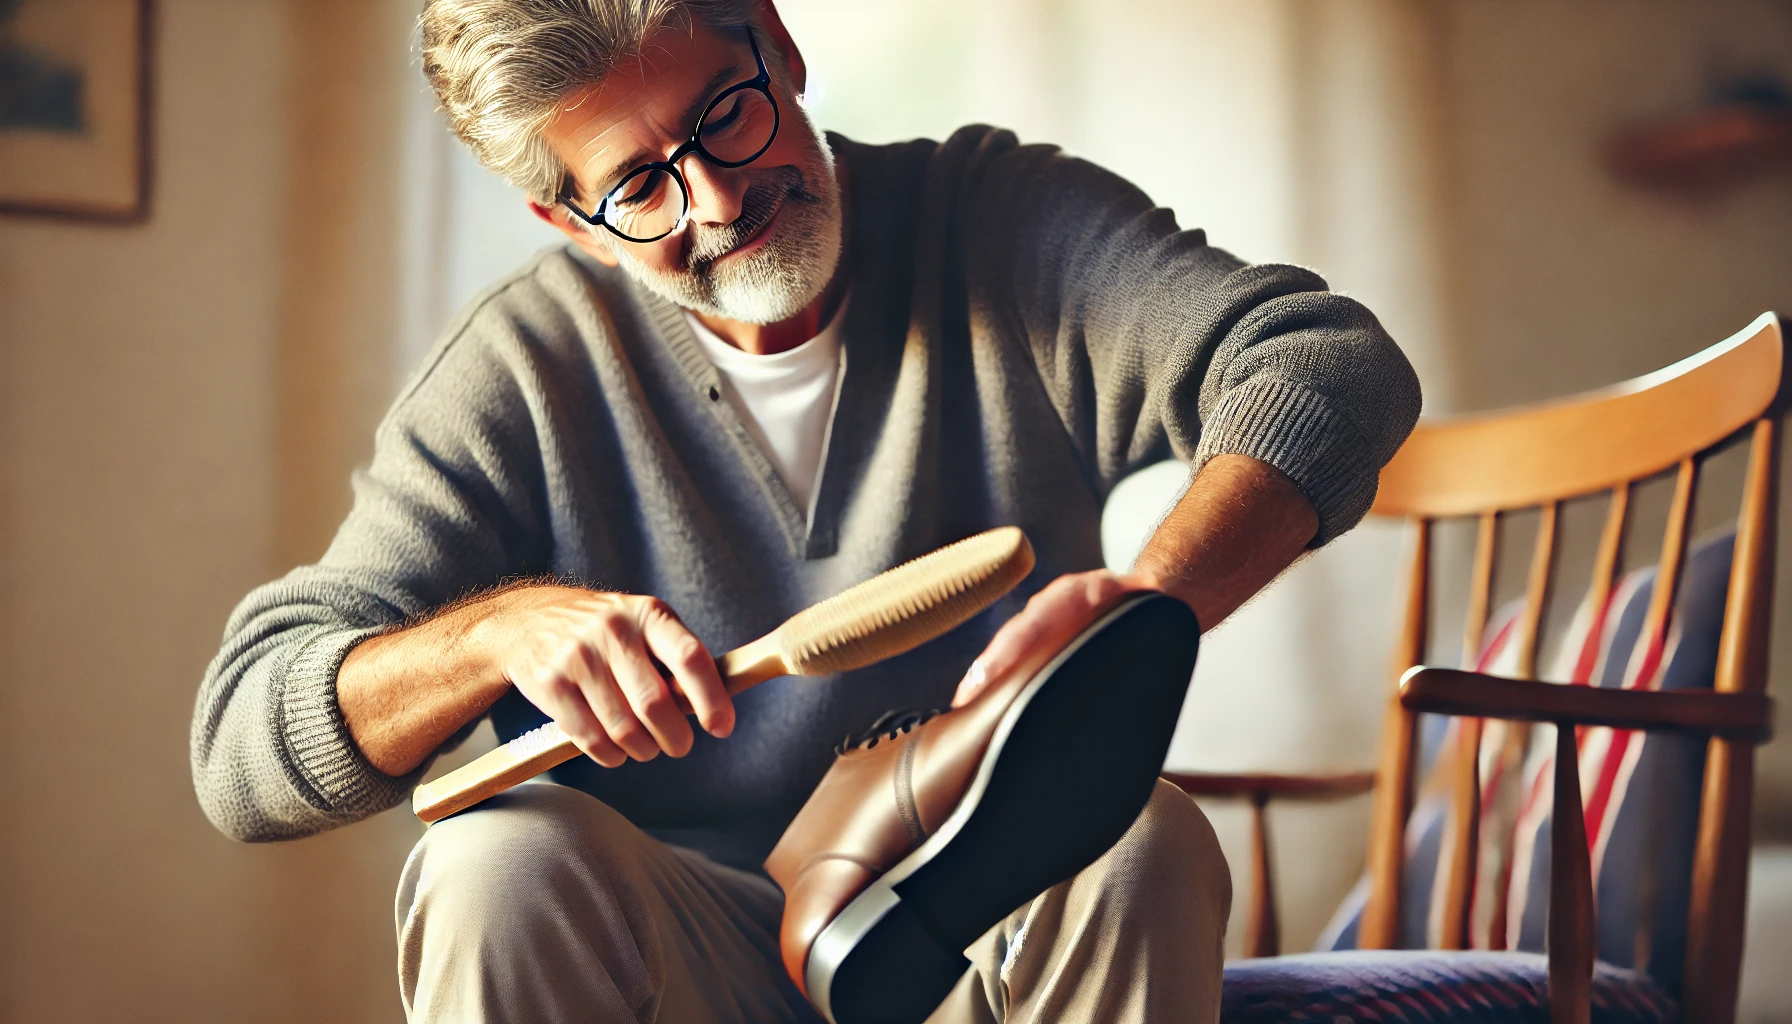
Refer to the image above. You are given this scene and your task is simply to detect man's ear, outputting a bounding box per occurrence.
[755,0,806,97]
[528,199,619,266]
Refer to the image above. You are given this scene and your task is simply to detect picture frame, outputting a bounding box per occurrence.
[0,0,153,223]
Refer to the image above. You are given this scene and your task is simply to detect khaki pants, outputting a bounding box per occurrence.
[397,779,1229,1023]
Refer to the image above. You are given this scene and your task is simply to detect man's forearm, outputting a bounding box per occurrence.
[1130,453,1319,630]
[337,586,554,777]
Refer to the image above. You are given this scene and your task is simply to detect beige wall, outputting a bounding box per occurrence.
[1443,2,1792,413]
[0,2,415,1020]
[1434,1,1792,833]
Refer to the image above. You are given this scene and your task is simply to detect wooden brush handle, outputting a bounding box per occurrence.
[717,634,789,693]
[412,722,581,824]
[411,639,794,824]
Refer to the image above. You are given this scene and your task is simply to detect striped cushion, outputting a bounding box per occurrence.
[1316,530,1734,999]
[1221,951,1676,1023]
[1505,530,1734,993]
[1316,596,1535,952]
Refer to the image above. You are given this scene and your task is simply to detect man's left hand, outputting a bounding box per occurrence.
[952,569,1166,707]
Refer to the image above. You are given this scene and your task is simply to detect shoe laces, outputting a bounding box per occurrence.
[835,708,943,755]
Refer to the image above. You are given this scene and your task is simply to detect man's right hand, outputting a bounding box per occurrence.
[491,589,735,767]
[338,585,735,778]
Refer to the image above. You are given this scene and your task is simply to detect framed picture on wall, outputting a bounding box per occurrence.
[0,0,152,222]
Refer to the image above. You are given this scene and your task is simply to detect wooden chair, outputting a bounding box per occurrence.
[1169,312,1782,1023]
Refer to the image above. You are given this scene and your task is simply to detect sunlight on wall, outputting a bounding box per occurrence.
[786,0,1304,264]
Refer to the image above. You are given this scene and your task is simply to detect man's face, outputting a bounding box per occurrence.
[538,21,842,325]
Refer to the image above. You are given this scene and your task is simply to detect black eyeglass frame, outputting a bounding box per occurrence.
[557,26,781,243]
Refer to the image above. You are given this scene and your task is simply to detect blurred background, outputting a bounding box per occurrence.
[2,0,1791,1020]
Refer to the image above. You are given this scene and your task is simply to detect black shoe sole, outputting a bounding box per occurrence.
[805,594,1200,1024]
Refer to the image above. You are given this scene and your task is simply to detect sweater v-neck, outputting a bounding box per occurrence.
[683,296,848,519]
[635,139,902,563]
[647,288,872,561]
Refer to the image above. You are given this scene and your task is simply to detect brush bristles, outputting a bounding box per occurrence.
[777,527,1036,675]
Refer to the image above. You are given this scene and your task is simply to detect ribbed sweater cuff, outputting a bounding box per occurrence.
[277,626,419,817]
[1190,378,1381,547]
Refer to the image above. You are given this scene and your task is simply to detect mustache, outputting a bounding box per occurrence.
[683,166,823,268]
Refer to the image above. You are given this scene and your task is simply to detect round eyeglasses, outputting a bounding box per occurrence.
[558,27,781,244]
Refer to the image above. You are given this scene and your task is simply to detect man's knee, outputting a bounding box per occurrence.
[1098,778,1232,921]
[403,782,646,921]
[983,780,1230,1018]
[398,782,665,1011]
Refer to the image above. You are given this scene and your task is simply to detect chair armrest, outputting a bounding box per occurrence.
[1161,770,1377,802]
[1399,667,1773,743]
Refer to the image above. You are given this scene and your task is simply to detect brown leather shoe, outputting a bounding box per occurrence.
[765,593,1200,1024]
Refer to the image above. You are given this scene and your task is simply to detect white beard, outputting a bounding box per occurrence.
[605,107,843,326]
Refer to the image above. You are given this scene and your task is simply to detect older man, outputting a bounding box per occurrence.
[191,0,1420,1021]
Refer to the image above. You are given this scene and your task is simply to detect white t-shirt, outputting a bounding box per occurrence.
[685,298,848,513]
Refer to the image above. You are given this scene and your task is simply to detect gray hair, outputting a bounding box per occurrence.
[420,0,765,205]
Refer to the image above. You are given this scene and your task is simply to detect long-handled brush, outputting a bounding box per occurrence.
[412,526,1036,823]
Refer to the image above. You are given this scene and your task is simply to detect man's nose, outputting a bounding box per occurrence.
[680,156,747,228]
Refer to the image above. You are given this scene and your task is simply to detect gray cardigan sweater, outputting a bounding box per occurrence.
[191,126,1421,870]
